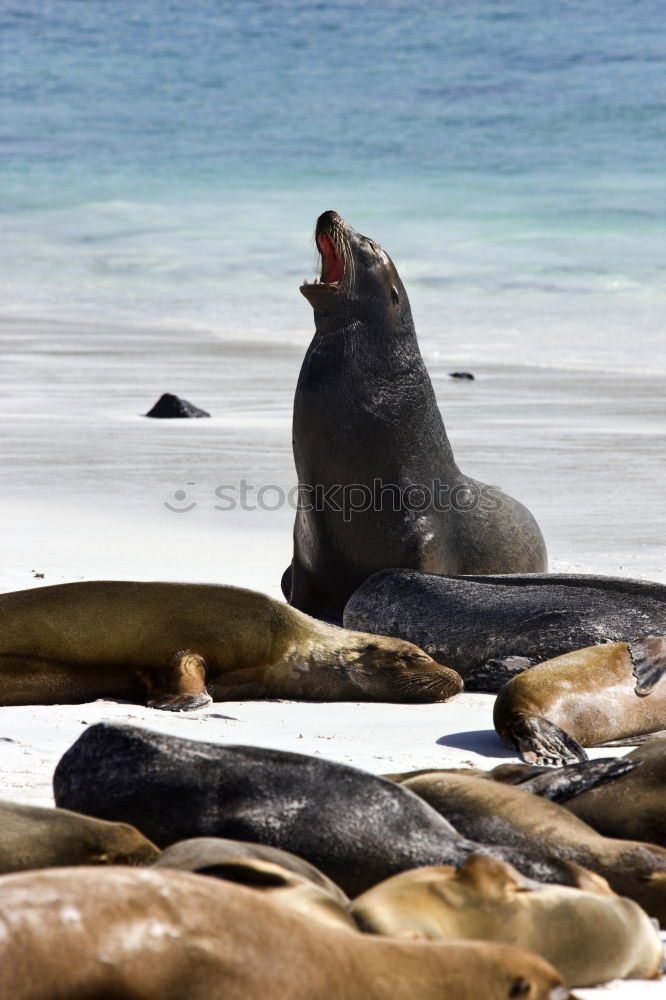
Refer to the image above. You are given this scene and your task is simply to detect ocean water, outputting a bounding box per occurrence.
[1,0,665,588]
[2,0,665,371]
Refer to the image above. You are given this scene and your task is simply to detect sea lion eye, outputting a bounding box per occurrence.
[509,978,531,998]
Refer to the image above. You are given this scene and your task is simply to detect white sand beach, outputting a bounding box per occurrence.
[1,312,664,997]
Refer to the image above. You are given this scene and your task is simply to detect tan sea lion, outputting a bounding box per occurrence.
[0,799,159,874]
[151,836,348,901]
[152,837,352,930]
[351,854,664,987]
[0,866,573,1000]
[0,580,462,711]
[494,637,666,766]
[399,770,666,924]
[562,738,666,847]
[386,756,640,804]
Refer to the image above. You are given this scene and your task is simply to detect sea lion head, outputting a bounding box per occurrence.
[338,632,464,703]
[300,211,411,333]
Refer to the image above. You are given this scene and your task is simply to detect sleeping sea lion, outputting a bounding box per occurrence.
[0,866,573,1000]
[0,580,462,710]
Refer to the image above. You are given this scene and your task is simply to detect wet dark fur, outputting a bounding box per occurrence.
[286,211,547,621]
[55,722,588,896]
[343,570,666,691]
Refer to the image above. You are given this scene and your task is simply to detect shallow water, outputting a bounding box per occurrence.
[2,0,665,370]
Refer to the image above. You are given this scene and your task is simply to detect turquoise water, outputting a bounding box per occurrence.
[2,0,665,369]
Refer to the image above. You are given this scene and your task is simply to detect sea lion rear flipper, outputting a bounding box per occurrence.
[466,656,534,693]
[629,636,666,696]
[518,757,641,802]
[502,715,588,767]
[146,650,212,712]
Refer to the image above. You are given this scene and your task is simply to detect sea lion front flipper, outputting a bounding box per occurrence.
[465,656,534,692]
[629,636,666,696]
[517,757,641,802]
[147,650,212,712]
[503,715,588,767]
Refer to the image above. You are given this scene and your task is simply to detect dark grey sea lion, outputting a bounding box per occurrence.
[284,210,547,621]
[53,722,595,896]
[343,570,666,690]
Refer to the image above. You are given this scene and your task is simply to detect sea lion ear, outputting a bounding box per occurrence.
[457,854,524,897]
[391,285,400,305]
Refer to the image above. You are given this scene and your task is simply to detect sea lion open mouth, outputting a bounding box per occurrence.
[317,231,344,284]
[301,211,351,298]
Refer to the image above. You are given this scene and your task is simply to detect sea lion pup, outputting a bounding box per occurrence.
[0,868,572,1000]
[285,210,546,621]
[561,739,666,848]
[0,799,159,874]
[0,579,462,711]
[151,837,349,903]
[398,770,666,923]
[351,854,664,987]
[343,570,666,690]
[494,637,666,766]
[53,722,594,896]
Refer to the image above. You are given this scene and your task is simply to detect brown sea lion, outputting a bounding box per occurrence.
[0,866,573,1000]
[561,739,666,847]
[0,799,159,874]
[285,210,547,622]
[398,770,666,924]
[386,757,640,804]
[494,637,666,766]
[351,854,664,987]
[151,836,347,901]
[175,855,354,931]
[0,580,462,711]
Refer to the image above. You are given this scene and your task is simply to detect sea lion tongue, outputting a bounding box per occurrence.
[317,231,344,284]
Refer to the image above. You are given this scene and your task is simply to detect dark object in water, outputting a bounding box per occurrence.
[448,371,475,381]
[145,393,210,418]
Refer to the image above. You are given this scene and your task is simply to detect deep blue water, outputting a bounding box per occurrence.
[2,0,665,369]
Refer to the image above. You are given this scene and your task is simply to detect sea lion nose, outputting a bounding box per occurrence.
[316,209,344,233]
